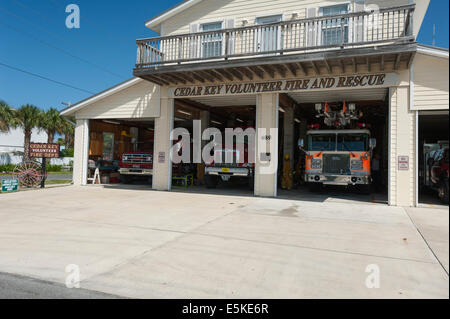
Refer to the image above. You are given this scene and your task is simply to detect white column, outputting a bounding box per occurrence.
[389,86,415,207]
[73,119,89,186]
[255,93,279,197]
[283,105,295,168]
[152,88,174,191]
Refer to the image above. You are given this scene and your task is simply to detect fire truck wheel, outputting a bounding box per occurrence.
[205,175,218,188]
[439,178,449,204]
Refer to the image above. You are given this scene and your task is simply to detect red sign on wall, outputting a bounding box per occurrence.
[29,143,60,158]
[398,156,409,171]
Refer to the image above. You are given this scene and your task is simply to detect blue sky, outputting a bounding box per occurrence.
[0,0,448,112]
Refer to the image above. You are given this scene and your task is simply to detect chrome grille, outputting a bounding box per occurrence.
[122,154,152,164]
[323,154,350,175]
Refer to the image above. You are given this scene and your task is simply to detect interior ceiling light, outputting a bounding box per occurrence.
[236,118,244,123]
[295,118,301,123]
[279,107,285,113]
[103,120,120,125]
[177,109,192,116]
[211,120,222,125]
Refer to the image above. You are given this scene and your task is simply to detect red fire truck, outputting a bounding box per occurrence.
[119,152,153,184]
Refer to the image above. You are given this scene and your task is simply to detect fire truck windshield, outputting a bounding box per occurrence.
[337,134,369,152]
[308,134,336,151]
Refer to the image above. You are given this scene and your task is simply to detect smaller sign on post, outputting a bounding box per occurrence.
[1,179,19,193]
[398,156,409,171]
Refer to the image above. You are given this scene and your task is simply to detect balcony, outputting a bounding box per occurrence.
[134,4,416,86]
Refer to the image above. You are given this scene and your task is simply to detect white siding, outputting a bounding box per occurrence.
[413,53,449,111]
[161,0,411,36]
[75,81,161,120]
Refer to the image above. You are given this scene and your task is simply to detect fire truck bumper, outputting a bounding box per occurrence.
[305,174,370,185]
[205,167,250,177]
[119,168,153,176]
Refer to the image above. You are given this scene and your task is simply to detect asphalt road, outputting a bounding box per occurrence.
[0,272,122,299]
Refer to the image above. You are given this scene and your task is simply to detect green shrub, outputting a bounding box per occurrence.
[46,164,63,172]
[59,148,74,157]
[0,164,15,173]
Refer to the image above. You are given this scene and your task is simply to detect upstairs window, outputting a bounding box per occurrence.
[320,4,349,46]
[201,22,223,58]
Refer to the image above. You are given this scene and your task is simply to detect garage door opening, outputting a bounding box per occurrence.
[279,88,390,204]
[418,111,449,206]
[171,96,257,196]
[87,119,155,187]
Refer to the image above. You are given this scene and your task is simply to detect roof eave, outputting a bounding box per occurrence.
[417,44,449,59]
[145,0,202,31]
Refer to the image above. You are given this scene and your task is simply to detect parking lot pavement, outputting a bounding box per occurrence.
[0,185,448,299]
[405,206,449,274]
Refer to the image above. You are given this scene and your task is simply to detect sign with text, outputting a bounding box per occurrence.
[29,143,60,158]
[158,152,166,163]
[1,179,19,193]
[169,73,398,97]
[398,156,409,171]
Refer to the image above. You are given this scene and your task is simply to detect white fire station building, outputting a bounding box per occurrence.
[61,0,449,207]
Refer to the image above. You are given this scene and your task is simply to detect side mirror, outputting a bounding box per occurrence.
[298,138,304,149]
[369,138,377,149]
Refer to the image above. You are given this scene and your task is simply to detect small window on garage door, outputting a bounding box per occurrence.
[103,132,114,161]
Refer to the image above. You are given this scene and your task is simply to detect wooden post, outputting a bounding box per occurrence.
[41,157,46,188]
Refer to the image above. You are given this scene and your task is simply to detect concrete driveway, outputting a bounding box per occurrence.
[0,186,448,299]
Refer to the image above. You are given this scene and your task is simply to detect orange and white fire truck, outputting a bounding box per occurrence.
[298,102,376,192]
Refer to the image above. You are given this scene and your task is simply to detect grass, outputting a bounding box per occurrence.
[45,180,72,185]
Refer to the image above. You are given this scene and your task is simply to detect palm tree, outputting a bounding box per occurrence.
[0,100,15,132]
[41,108,65,143]
[15,104,42,162]
[62,116,75,149]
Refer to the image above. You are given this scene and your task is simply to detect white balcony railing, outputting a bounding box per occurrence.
[136,4,415,69]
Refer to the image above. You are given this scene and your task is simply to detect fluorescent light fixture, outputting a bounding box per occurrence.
[174,117,186,121]
[236,118,244,123]
[211,120,222,125]
[177,109,192,116]
[279,107,285,113]
[295,118,301,123]
[103,120,120,125]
